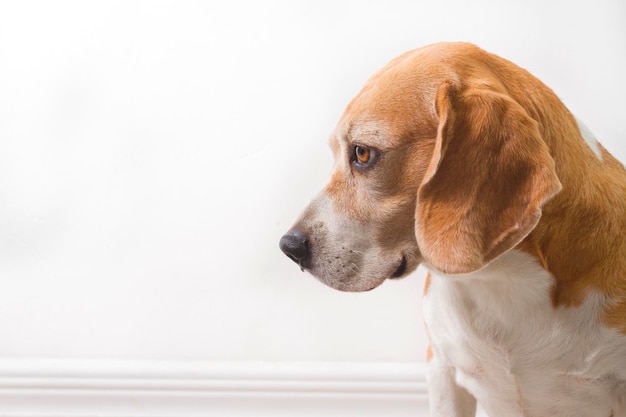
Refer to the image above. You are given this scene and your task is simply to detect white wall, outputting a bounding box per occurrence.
[0,0,624,368]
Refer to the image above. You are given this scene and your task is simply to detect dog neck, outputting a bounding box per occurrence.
[514,91,626,332]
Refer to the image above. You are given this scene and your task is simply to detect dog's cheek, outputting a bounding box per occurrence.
[370,193,417,243]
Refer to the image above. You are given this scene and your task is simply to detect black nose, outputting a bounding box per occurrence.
[279,229,310,268]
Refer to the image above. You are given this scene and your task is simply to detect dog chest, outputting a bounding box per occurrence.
[423,250,626,416]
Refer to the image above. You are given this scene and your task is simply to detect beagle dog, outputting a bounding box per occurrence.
[279,42,626,416]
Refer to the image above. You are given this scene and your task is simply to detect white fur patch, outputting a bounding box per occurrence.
[576,117,603,160]
[423,250,626,417]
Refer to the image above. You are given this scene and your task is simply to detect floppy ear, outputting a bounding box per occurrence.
[416,82,562,274]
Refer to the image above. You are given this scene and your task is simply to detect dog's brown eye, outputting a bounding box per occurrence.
[355,146,371,164]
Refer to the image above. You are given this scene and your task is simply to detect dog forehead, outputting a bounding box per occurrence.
[331,120,389,150]
[337,51,455,144]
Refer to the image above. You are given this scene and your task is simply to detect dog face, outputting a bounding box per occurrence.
[280,43,561,291]
[280,51,441,292]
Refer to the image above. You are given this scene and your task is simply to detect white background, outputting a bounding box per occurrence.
[0,0,625,365]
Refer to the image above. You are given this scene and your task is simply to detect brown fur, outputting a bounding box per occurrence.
[284,42,626,332]
[337,42,626,333]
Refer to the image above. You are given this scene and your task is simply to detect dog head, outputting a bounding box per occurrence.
[280,43,561,291]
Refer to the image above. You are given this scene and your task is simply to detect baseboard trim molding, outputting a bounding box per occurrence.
[0,359,429,416]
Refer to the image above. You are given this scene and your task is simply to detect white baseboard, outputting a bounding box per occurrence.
[0,359,430,416]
